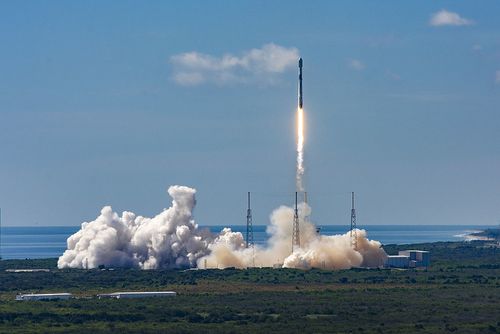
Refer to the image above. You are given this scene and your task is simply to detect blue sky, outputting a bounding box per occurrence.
[0,1,499,227]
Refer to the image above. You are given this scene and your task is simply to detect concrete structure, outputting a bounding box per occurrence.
[385,255,410,268]
[399,250,430,267]
[97,291,176,299]
[16,293,72,301]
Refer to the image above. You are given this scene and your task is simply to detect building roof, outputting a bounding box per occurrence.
[401,250,429,253]
[18,293,72,297]
[97,291,176,297]
[108,291,175,295]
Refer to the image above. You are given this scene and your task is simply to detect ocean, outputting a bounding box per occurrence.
[0,225,491,260]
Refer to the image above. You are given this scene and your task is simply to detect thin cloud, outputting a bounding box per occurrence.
[348,59,365,71]
[429,10,474,27]
[173,72,205,86]
[170,43,299,86]
[496,71,500,84]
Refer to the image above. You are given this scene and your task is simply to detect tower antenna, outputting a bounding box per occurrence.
[350,192,357,249]
[292,192,300,252]
[0,208,2,260]
[246,192,254,249]
[304,191,310,224]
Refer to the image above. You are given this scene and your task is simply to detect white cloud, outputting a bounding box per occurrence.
[472,44,482,51]
[348,59,365,71]
[170,43,299,86]
[496,71,500,84]
[429,10,474,26]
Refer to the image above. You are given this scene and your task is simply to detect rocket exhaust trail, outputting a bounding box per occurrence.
[296,58,305,192]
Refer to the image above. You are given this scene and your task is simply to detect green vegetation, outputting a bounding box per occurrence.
[0,241,499,333]
[469,228,500,241]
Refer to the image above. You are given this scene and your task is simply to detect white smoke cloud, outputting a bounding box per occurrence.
[429,10,474,27]
[197,202,387,270]
[58,186,212,269]
[59,186,387,270]
[170,43,299,86]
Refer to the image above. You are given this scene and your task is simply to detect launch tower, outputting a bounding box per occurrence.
[246,192,254,249]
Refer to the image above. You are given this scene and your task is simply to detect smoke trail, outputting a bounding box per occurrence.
[59,185,387,270]
[296,107,305,191]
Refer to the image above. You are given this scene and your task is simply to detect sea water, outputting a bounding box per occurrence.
[0,225,491,259]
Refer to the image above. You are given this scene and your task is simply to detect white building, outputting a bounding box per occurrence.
[385,250,431,268]
[16,293,73,301]
[97,291,176,299]
[398,250,430,267]
[385,255,410,268]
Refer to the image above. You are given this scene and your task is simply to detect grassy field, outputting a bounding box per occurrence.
[0,241,499,333]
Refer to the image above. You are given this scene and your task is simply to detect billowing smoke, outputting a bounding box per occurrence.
[58,186,387,270]
[58,186,212,269]
[197,202,387,269]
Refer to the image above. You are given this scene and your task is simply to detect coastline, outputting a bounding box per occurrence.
[464,227,500,242]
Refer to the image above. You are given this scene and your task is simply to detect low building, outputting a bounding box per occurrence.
[6,269,50,273]
[385,255,410,268]
[384,250,430,268]
[16,293,72,301]
[97,291,176,299]
[399,250,430,267]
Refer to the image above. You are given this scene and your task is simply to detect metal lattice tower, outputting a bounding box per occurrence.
[246,192,254,249]
[0,208,2,260]
[292,192,300,252]
[350,192,357,249]
[303,191,310,224]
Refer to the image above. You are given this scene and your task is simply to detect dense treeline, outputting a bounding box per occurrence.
[0,241,498,333]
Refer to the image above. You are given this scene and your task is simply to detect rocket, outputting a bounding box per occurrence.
[298,58,303,109]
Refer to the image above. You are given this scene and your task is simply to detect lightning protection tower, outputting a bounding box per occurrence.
[246,192,254,249]
[304,191,310,224]
[292,192,300,252]
[350,192,357,249]
[0,208,2,260]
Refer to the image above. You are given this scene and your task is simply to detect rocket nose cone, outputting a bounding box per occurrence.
[299,58,303,67]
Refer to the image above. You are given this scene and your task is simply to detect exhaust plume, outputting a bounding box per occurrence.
[198,201,387,269]
[58,186,212,269]
[58,186,387,270]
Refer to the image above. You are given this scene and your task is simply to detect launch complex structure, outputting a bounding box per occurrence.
[244,58,359,256]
